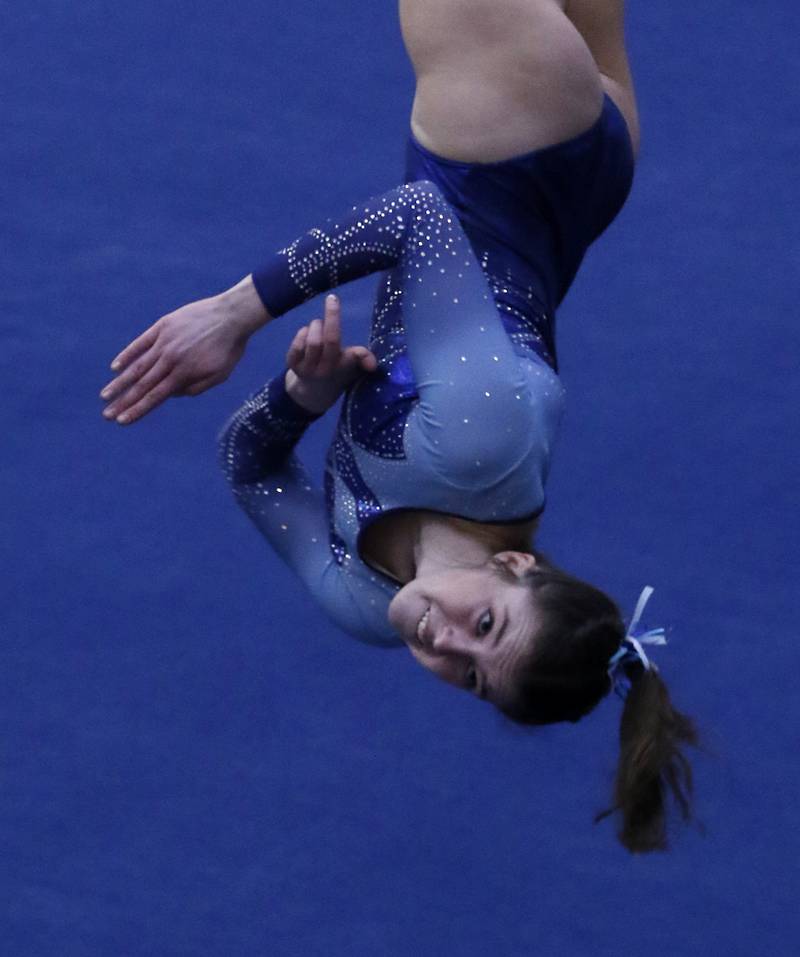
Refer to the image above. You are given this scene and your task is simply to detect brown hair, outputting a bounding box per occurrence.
[493,551,703,854]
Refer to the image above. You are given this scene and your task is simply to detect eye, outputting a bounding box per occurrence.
[477,610,493,636]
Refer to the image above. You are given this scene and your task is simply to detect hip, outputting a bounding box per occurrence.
[403,0,607,163]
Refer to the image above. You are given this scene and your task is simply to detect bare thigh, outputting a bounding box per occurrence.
[399,0,605,162]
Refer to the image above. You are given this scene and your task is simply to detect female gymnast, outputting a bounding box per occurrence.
[99,0,700,852]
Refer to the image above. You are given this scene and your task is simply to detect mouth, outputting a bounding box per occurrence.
[415,606,431,647]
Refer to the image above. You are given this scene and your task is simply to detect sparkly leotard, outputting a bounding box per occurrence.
[217,93,634,647]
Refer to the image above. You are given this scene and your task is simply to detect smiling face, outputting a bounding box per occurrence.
[387,551,538,707]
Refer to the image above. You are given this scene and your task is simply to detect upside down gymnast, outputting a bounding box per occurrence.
[99,0,701,853]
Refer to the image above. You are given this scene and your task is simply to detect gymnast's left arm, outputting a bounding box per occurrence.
[215,367,397,647]
[215,366,332,577]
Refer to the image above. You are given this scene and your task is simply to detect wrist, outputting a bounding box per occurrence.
[284,369,333,416]
[220,274,274,337]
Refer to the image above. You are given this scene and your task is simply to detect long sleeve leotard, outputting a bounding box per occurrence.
[216,93,634,646]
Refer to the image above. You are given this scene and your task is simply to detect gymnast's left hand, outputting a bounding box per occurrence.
[284,294,378,415]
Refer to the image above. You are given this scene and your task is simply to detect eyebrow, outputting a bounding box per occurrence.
[482,611,508,700]
[493,612,508,650]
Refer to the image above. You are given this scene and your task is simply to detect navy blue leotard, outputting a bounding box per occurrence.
[217,93,634,646]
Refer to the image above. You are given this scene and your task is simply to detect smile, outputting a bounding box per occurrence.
[416,606,431,646]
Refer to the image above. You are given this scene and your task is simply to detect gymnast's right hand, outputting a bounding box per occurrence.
[284,294,378,415]
[99,290,259,425]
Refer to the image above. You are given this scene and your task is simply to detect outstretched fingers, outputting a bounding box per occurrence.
[109,323,160,373]
[104,356,180,424]
[100,348,160,404]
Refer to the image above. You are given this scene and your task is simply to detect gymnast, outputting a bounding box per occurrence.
[99,0,700,852]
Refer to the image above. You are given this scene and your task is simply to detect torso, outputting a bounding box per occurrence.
[400,0,640,163]
[369,0,635,582]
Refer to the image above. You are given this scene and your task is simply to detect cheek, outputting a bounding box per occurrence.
[408,645,463,688]
[387,580,420,633]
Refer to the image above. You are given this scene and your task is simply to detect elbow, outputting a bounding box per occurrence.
[215,416,285,489]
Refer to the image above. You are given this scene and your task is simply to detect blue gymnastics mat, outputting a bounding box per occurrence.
[3,1,798,954]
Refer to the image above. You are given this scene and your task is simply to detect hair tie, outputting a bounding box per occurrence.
[607,585,668,701]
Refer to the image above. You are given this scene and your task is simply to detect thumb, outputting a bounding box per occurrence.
[348,346,378,371]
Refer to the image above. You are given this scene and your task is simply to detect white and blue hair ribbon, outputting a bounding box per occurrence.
[607,585,668,701]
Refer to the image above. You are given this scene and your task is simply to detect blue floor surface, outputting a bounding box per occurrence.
[3,1,798,954]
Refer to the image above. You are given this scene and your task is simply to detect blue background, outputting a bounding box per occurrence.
[3,1,798,953]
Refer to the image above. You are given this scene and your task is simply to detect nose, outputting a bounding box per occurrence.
[431,626,473,657]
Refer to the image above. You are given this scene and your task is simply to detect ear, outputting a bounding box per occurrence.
[492,551,537,578]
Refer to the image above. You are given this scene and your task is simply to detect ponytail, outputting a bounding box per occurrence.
[494,556,704,852]
[594,664,702,853]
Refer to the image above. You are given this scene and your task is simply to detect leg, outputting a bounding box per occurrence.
[398,0,604,162]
